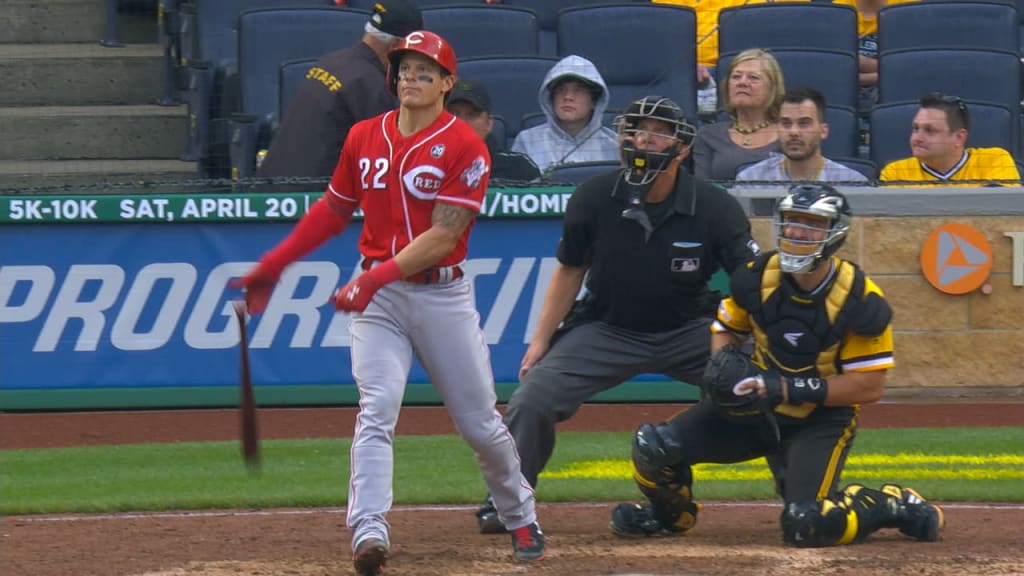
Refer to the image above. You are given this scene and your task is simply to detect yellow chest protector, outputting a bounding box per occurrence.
[729,253,891,418]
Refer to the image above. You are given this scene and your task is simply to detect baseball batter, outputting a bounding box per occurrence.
[234,30,544,576]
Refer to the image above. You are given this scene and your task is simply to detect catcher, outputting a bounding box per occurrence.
[610,183,945,547]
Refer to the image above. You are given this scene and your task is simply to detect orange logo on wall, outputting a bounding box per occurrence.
[920,223,993,294]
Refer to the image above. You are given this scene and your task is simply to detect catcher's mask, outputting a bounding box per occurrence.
[386,30,457,97]
[774,183,852,274]
[617,96,696,186]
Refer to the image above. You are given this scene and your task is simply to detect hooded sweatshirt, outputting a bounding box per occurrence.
[511,55,620,174]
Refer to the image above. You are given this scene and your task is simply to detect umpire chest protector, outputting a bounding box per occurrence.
[730,252,890,383]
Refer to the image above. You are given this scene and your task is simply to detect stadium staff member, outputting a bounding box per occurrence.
[611,184,944,548]
[256,0,423,187]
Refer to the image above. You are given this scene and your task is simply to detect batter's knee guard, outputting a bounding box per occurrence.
[628,422,699,534]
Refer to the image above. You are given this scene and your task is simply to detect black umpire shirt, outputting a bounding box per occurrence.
[557,168,758,333]
[258,41,395,181]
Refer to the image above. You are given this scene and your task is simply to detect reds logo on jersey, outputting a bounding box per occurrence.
[403,165,446,199]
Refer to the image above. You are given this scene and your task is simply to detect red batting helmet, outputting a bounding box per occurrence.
[387,30,457,95]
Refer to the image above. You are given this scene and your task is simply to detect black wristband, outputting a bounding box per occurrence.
[785,377,829,406]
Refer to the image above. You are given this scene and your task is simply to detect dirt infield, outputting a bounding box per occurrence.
[2,403,1023,576]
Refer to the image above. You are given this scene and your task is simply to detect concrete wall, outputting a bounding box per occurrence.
[739,187,1024,396]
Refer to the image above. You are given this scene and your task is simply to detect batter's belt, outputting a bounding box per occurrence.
[361,258,464,285]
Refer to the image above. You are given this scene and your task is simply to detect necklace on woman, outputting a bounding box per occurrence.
[731,119,773,146]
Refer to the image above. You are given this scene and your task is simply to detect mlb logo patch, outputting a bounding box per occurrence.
[431,144,445,158]
[671,258,700,272]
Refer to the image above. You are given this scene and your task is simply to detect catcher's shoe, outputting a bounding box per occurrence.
[610,503,693,538]
[353,537,389,576]
[881,484,944,542]
[510,522,546,562]
[475,495,507,534]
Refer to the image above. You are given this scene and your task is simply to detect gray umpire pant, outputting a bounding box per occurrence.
[503,317,712,487]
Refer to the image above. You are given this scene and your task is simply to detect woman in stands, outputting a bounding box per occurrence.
[693,48,784,181]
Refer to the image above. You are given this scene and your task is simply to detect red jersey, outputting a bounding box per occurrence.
[326,109,491,266]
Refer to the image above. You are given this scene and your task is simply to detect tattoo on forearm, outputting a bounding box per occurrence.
[432,203,475,234]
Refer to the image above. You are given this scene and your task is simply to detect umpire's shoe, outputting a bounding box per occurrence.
[476,495,507,534]
[353,537,389,576]
[510,521,546,562]
[881,484,945,542]
[610,503,695,538]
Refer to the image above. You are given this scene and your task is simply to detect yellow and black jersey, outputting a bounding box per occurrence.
[880,147,1020,186]
[712,253,894,415]
[653,0,809,67]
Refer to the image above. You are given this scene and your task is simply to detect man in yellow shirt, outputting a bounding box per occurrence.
[880,92,1020,186]
[832,0,918,111]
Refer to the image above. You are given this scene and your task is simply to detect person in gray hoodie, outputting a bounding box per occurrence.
[511,55,619,175]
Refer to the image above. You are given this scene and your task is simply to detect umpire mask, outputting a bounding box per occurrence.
[618,96,696,187]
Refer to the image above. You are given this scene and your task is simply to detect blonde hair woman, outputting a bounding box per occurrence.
[694,48,785,181]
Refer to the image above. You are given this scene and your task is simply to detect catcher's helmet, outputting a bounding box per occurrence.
[774,183,852,273]
[387,30,457,96]
[617,96,696,185]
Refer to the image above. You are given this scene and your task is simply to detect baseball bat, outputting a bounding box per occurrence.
[232,300,261,473]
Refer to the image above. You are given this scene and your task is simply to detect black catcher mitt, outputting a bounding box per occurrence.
[702,345,765,421]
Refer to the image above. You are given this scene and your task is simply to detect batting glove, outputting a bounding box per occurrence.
[333,259,402,313]
[230,263,282,315]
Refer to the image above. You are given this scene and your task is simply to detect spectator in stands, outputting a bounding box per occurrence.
[837,0,881,111]
[511,55,619,176]
[256,0,422,188]
[652,0,760,113]
[880,92,1020,186]
[736,88,868,183]
[447,80,542,183]
[693,48,784,181]
[835,0,918,110]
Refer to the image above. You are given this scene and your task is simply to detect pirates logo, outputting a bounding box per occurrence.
[430,144,445,158]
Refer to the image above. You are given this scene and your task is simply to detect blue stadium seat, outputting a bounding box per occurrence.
[229,7,366,179]
[500,0,642,57]
[822,105,859,159]
[180,0,334,171]
[717,3,858,56]
[457,56,559,142]
[557,3,698,124]
[1017,0,1024,53]
[490,115,508,153]
[278,58,318,123]
[345,0,487,8]
[544,160,621,185]
[869,100,1016,169]
[878,0,1019,54]
[877,48,1021,117]
[830,157,878,181]
[421,5,539,59]
[717,48,859,112]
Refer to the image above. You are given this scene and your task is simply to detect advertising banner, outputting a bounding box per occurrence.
[0,219,567,391]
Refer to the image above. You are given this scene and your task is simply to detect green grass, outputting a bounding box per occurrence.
[2,427,1021,515]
